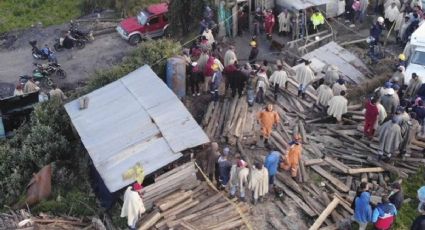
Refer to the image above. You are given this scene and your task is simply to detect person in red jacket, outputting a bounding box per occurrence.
[264,9,275,39]
[364,97,380,139]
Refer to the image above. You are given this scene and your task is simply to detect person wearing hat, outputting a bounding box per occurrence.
[248,41,259,65]
[310,9,325,32]
[406,73,423,99]
[224,45,237,67]
[332,77,347,97]
[370,16,385,45]
[257,104,280,145]
[264,146,282,192]
[364,97,380,139]
[378,116,402,160]
[316,78,334,111]
[210,63,222,102]
[389,182,404,210]
[295,59,315,99]
[281,134,302,179]
[380,83,400,116]
[269,64,288,101]
[372,195,397,230]
[395,53,407,70]
[217,147,232,190]
[248,162,269,205]
[229,155,249,201]
[120,182,145,229]
[327,90,348,123]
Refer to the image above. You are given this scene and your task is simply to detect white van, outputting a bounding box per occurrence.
[405,22,425,85]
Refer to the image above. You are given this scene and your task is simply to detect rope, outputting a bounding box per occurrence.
[193,161,254,230]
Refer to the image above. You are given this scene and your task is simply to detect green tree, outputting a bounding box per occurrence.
[167,0,207,35]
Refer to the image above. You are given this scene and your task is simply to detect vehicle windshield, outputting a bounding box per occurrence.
[137,11,150,25]
[411,50,425,65]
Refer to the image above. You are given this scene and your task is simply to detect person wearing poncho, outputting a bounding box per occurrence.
[395,107,412,156]
[121,182,145,229]
[224,46,237,67]
[384,3,400,25]
[248,162,269,204]
[332,78,347,97]
[269,64,288,100]
[405,73,422,99]
[277,9,291,34]
[327,90,348,122]
[323,65,339,85]
[257,104,280,144]
[380,87,400,115]
[295,60,315,99]
[364,97,380,138]
[229,158,249,201]
[281,134,303,178]
[378,117,402,159]
[316,78,333,109]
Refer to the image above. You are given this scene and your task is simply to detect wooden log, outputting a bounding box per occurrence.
[309,197,340,230]
[158,191,193,211]
[333,194,354,215]
[166,202,230,228]
[179,221,198,230]
[319,224,338,230]
[178,193,222,217]
[311,165,350,192]
[348,167,385,174]
[209,219,244,230]
[223,96,239,135]
[345,176,353,191]
[299,157,310,182]
[162,199,200,219]
[298,120,308,144]
[326,129,375,153]
[304,159,324,166]
[202,102,215,126]
[275,180,317,217]
[324,157,350,173]
[138,211,162,230]
[321,192,344,224]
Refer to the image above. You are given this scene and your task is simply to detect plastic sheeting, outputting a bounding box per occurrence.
[166,56,186,99]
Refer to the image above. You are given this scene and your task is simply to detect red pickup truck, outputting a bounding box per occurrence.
[116,3,169,45]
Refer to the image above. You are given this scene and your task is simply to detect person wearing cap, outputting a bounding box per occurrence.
[411,202,425,230]
[229,155,249,201]
[380,83,400,116]
[248,41,259,64]
[378,116,402,160]
[269,64,288,101]
[370,16,385,45]
[248,162,269,205]
[310,9,325,32]
[406,73,423,99]
[364,97,380,138]
[332,77,347,97]
[264,147,282,191]
[372,195,397,230]
[120,182,146,229]
[211,63,222,102]
[49,84,67,102]
[281,134,302,179]
[257,104,280,145]
[188,62,202,96]
[264,9,275,38]
[327,90,348,123]
[391,66,405,88]
[23,77,40,94]
[295,59,315,99]
[224,46,237,67]
[217,148,232,189]
[316,78,334,111]
[389,182,404,210]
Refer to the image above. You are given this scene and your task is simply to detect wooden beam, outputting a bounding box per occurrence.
[348,167,385,174]
[309,197,340,230]
[311,165,350,192]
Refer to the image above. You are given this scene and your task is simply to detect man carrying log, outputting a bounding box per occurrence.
[248,162,269,205]
[257,104,280,145]
[264,147,282,192]
[327,90,348,123]
[281,134,302,179]
[229,156,249,202]
[269,64,288,101]
[295,59,315,99]
[364,97,380,139]
[121,182,146,230]
[378,117,402,160]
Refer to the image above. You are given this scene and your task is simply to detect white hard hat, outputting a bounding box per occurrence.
[377,17,384,23]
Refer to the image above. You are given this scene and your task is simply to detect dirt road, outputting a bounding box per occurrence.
[0,23,133,96]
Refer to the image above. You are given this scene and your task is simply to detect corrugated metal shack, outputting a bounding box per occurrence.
[65,65,209,192]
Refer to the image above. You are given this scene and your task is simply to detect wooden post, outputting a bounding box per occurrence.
[309,197,340,230]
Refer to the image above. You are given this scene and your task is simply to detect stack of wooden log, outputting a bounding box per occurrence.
[0,209,106,229]
[143,162,200,210]
[138,182,251,230]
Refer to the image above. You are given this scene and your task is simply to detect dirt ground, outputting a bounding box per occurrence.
[0,19,133,98]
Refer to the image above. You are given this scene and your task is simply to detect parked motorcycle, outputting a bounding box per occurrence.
[53,37,85,52]
[19,73,53,87]
[33,62,66,79]
[29,40,58,63]
[69,20,94,42]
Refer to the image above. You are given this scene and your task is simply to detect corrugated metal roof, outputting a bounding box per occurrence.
[64,65,209,192]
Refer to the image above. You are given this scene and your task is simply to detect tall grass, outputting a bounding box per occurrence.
[0,0,82,33]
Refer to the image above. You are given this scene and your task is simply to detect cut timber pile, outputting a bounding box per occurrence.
[200,58,425,228]
[0,209,106,229]
[138,181,251,230]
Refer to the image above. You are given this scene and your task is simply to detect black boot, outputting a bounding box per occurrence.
[302,92,306,99]
[297,90,302,97]
[264,138,269,144]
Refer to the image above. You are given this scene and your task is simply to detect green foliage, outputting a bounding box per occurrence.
[167,0,207,35]
[114,0,162,17]
[0,0,82,33]
[83,39,181,93]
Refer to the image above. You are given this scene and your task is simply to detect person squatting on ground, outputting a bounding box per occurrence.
[257,104,280,145]
[281,134,302,179]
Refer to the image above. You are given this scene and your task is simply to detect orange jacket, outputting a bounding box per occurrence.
[257,110,280,129]
[286,143,302,167]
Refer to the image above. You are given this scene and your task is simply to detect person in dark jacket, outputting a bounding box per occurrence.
[389,182,404,210]
[413,100,425,123]
[217,148,232,190]
[248,41,259,64]
[417,83,425,100]
[370,17,385,44]
[228,64,247,97]
[411,202,425,230]
[188,62,202,96]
